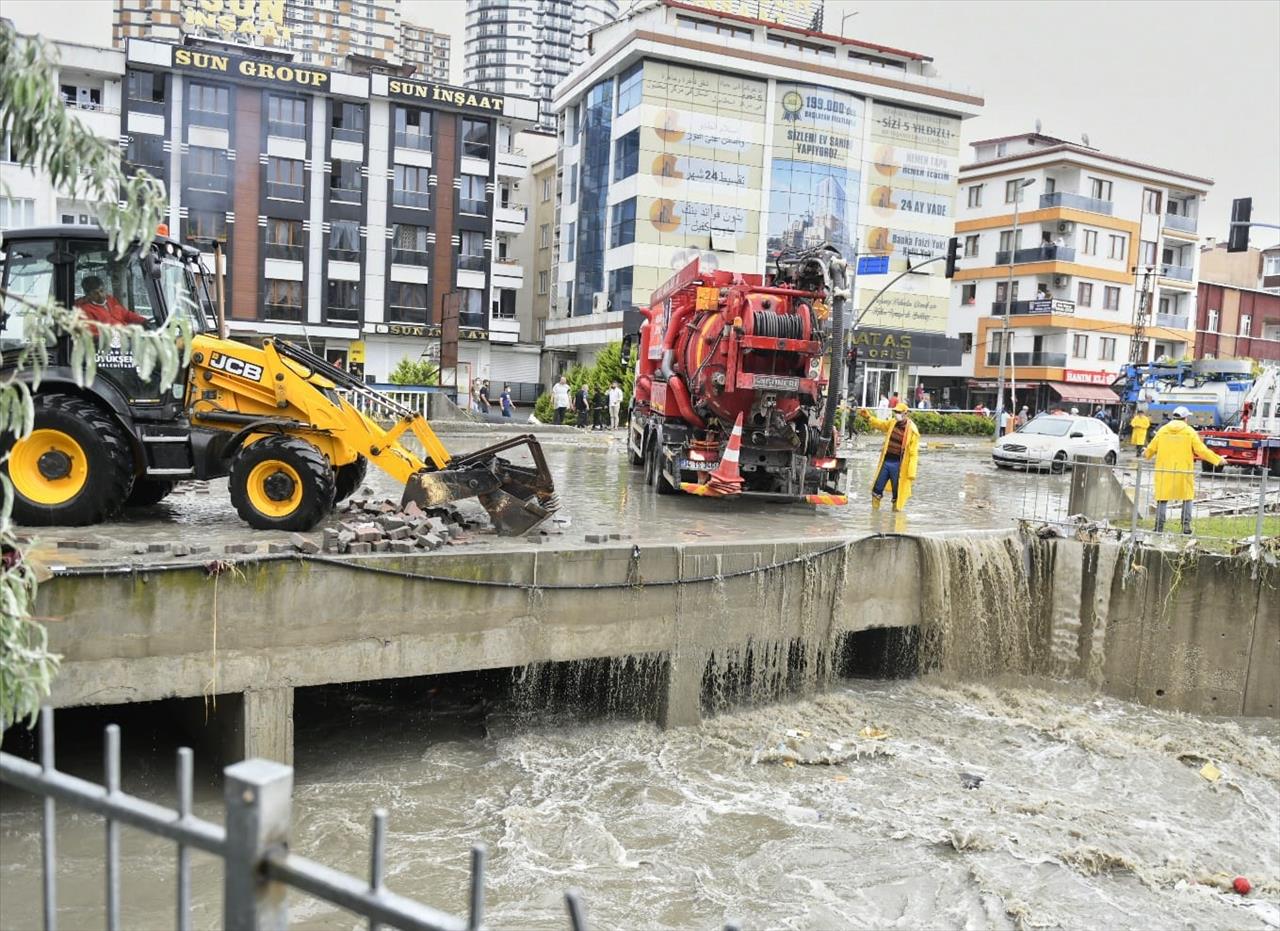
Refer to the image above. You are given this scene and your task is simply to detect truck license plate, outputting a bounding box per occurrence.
[753,374,800,391]
[679,459,716,471]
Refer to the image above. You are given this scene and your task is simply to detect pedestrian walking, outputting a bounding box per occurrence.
[1128,409,1151,454]
[574,383,590,428]
[500,384,515,418]
[607,381,624,429]
[1143,405,1225,535]
[476,380,491,414]
[860,401,919,512]
[551,376,570,425]
[999,408,1012,435]
[876,394,890,419]
[590,387,607,430]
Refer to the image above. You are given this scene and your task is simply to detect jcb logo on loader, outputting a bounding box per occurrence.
[208,352,264,382]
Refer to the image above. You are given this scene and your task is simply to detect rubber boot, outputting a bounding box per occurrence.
[871,495,882,510]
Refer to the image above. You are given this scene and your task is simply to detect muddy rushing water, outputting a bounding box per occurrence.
[3,677,1278,930]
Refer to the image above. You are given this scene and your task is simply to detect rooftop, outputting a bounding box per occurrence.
[963,134,1214,188]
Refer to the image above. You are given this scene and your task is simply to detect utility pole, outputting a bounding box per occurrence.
[1119,265,1155,426]
[995,178,1036,434]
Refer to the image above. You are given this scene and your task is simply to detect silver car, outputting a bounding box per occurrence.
[993,414,1120,472]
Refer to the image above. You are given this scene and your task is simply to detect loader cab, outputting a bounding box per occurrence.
[1,226,212,418]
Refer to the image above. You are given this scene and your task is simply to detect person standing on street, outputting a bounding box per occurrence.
[1143,405,1225,535]
[574,383,590,428]
[500,384,515,418]
[607,381,624,430]
[551,376,570,425]
[860,401,920,512]
[1129,409,1151,455]
[476,380,491,414]
[999,408,1012,436]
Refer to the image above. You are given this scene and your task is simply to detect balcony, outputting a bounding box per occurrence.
[1155,312,1190,330]
[263,302,303,322]
[496,148,529,179]
[1039,191,1113,215]
[393,190,430,209]
[394,129,431,151]
[267,119,306,140]
[265,242,304,261]
[266,182,305,202]
[1160,264,1194,281]
[991,298,1075,316]
[494,205,527,233]
[459,311,486,330]
[329,185,363,205]
[459,197,488,216]
[186,172,228,194]
[457,254,486,272]
[1164,213,1198,233]
[994,244,1076,266]
[492,258,524,288]
[332,127,365,144]
[985,351,1068,367]
[391,247,429,265]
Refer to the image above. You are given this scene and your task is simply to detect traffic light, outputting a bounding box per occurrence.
[944,236,961,278]
[1228,197,1252,253]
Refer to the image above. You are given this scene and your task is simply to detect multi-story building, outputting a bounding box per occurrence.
[545,0,982,375]
[1195,242,1280,362]
[931,132,1213,412]
[399,20,451,83]
[529,153,558,371]
[464,0,621,131]
[1,29,545,388]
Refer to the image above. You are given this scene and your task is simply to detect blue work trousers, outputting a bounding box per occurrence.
[873,455,902,504]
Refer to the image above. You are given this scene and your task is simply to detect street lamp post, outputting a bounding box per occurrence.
[995,178,1036,433]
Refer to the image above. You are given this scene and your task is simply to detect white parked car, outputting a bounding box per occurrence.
[992,414,1120,471]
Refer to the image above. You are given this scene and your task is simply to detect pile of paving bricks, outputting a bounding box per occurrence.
[318,498,476,555]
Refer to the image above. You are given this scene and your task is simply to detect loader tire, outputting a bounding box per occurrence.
[126,477,176,508]
[333,455,368,503]
[229,435,335,531]
[2,393,134,526]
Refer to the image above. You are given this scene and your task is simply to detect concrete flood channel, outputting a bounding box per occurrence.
[2,427,1278,928]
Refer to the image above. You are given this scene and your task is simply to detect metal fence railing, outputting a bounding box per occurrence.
[1012,455,1279,549]
[0,708,602,931]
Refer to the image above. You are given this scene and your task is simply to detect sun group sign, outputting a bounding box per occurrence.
[181,0,294,48]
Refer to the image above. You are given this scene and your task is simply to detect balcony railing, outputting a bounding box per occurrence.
[1164,213,1197,233]
[265,242,304,261]
[188,108,229,129]
[388,305,429,324]
[1155,312,1190,330]
[186,172,228,194]
[267,119,306,139]
[394,129,431,151]
[391,247,429,265]
[459,198,488,215]
[462,142,490,160]
[457,254,486,271]
[328,246,360,262]
[329,185,363,204]
[1160,264,1194,281]
[331,126,365,144]
[459,311,486,330]
[991,298,1075,316]
[266,182,305,202]
[263,302,303,321]
[393,190,430,209]
[325,304,359,323]
[1039,191,1113,215]
[985,351,1068,367]
[994,244,1076,265]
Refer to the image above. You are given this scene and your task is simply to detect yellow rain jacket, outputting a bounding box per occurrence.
[1142,419,1224,501]
[865,413,920,509]
[1129,412,1151,447]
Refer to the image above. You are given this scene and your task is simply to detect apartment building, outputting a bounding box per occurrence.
[464,0,621,131]
[1196,242,1280,362]
[399,20,451,83]
[546,0,982,373]
[930,132,1213,412]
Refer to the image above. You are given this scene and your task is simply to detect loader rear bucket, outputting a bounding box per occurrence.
[401,434,559,536]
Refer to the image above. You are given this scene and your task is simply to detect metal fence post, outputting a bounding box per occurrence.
[223,759,293,931]
[1130,459,1144,536]
[1257,470,1269,548]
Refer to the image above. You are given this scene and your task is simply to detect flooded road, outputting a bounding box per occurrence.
[3,677,1278,929]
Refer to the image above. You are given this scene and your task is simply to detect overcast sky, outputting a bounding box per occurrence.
[5,0,1276,243]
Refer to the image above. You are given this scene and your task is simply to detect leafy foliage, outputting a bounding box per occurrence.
[846,409,996,436]
[387,357,440,387]
[1,22,178,732]
[532,344,633,425]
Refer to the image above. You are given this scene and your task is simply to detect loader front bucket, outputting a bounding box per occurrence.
[401,434,559,536]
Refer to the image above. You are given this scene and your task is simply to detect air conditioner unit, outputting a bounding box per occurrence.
[1057,221,1074,234]
[592,292,608,314]
[1053,275,1068,288]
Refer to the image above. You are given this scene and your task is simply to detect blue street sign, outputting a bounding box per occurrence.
[857,255,889,275]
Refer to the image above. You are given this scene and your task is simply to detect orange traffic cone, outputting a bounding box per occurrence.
[706,412,745,496]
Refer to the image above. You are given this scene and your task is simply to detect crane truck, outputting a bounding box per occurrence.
[0,226,558,535]
[622,245,850,504]
[1199,365,1280,476]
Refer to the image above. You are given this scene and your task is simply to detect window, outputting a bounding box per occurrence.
[616,62,642,115]
[565,221,576,262]
[967,185,982,208]
[125,135,165,174]
[1142,188,1162,214]
[392,223,429,263]
[61,83,102,111]
[326,279,360,322]
[1239,314,1252,336]
[460,118,491,159]
[766,33,835,57]
[267,157,304,201]
[1043,177,1056,195]
[459,175,487,214]
[960,333,973,354]
[569,105,580,145]
[388,282,428,324]
[1207,309,1220,333]
[996,142,1008,157]
[1077,282,1093,306]
[394,107,431,150]
[1263,255,1280,276]
[568,170,578,205]
[537,270,549,295]
[995,280,1019,303]
[1072,334,1089,358]
[1082,229,1098,255]
[1,239,54,345]
[460,288,484,327]
[186,146,227,192]
[0,196,35,230]
[676,14,753,39]
[183,209,226,243]
[264,279,303,321]
[188,82,230,126]
[1099,337,1116,361]
[331,102,365,143]
[541,176,552,202]
[1103,286,1121,310]
[329,160,363,203]
[265,218,303,259]
[613,129,639,181]
[1139,240,1157,266]
[126,70,164,104]
[1005,179,1028,203]
[267,95,306,138]
[961,283,976,305]
[458,230,485,271]
[998,229,1023,253]
[393,165,430,209]
[963,234,979,257]
[1089,177,1113,201]
[1158,296,1171,316]
[1108,234,1126,260]
[610,198,636,248]
[329,220,360,260]
[607,266,633,313]
[539,224,551,249]
[0,132,12,163]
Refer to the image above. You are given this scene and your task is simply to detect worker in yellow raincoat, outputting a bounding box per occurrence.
[860,401,920,511]
[1128,409,1151,455]
[1143,405,1225,534]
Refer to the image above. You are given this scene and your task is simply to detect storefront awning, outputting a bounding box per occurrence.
[1050,382,1119,404]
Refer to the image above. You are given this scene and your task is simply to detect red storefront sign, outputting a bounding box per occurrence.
[1064,369,1114,385]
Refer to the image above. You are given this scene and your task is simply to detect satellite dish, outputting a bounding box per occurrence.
[1035,118,1042,134]
[1082,132,1091,147]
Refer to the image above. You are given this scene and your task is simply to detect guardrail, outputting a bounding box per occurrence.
[1164,213,1197,233]
[994,244,1076,265]
[1160,264,1194,281]
[1038,191,1114,215]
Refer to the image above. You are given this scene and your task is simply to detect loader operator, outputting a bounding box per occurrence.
[861,401,920,512]
[75,276,147,327]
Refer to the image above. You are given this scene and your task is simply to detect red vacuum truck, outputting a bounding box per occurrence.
[622,244,851,504]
